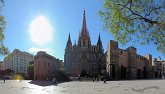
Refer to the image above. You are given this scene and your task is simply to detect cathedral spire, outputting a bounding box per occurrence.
[81,10,87,35]
[68,33,71,43]
[67,33,72,46]
[78,10,91,48]
[98,33,101,42]
[97,33,101,43]
[97,33,103,52]
[65,33,72,52]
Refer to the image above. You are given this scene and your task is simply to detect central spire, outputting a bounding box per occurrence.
[81,10,87,35]
[78,10,91,48]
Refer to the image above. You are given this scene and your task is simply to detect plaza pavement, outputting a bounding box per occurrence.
[0,79,165,94]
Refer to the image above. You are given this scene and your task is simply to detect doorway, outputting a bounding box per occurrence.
[80,70,87,77]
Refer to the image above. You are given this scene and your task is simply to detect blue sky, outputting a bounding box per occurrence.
[1,0,164,61]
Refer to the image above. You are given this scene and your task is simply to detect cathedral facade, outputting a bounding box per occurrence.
[64,11,106,77]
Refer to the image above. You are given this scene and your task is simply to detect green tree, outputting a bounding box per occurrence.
[99,0,165,54]
[56,70,70,81]
[0,70,4,75]
[4,69,14,75]
[0,0,9,57]
[27,63,34,80]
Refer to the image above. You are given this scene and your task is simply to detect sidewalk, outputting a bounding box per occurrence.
[0,79,165,94]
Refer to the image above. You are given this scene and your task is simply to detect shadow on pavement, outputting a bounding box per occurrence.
[29,80,53,86]
[29,80,69,86]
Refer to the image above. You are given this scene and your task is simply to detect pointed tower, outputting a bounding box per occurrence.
[64,33,72,75]
[97,33,103,52]
[66,33,72,50]
[78,10,91,48]
[82,10,87,34]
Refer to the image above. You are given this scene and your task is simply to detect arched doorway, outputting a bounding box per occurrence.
[111,64,115,80]
[137,69,140,79]
[120,65,126,80]
[120,65,123,80]
[80,70,88,77]
[143,67,146,78]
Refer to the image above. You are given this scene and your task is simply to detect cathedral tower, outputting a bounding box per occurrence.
[65,33,72,51]
[78,10,91,48]
[64,10,106,77]
[97,33,103,52]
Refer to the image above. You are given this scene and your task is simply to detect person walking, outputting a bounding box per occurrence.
[53,77,58,86]
[103,78,106,84]
[96,77,98,82]
[92,77,95,82]
[3,77,5,83]
[53,77,55,84]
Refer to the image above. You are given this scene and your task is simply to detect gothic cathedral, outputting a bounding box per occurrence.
[64,11,106,77]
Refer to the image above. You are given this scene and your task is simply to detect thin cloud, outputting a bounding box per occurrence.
[29,47,55,56]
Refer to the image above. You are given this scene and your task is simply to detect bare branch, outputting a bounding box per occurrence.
[128,17,141,21]
[128,13,134,17]
[121,1,129,10]
[129,0,132,9]
[159,30,165,38]
[145,6,165,17]
[116,3,159,25]
[146,25,151,31]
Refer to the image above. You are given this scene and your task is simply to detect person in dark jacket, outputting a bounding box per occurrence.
[3,77,5,83]
[103,78,106,84]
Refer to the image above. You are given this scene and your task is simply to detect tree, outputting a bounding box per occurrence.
[0,0,9,57]
[27,63,34,80]
[0,69,4,75]
[56,70,70,81]
[99,0,165,54]
[4,69,14,75]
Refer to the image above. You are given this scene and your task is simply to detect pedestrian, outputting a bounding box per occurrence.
[78,77,80,81]
[78,75,81,81]
[93,77,95,82]
[103,78,106,84]
[53,77,55,84]
[47,77,49,81]
[53,77,58,86]
[96,77,98,82]
[20,77,22,82]
[3,77,5,83]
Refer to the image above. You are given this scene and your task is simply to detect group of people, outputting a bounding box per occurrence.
[93,77,106,83]
[92,77,99,82]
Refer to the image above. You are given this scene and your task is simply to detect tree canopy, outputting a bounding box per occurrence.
[0,0,9,57]
[99,0,165,54]
[27,63,34,79]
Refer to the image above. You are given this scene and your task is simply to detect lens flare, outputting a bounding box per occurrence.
[29,15,53,45]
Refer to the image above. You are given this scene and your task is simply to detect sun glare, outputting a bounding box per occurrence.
[29,15,53,45]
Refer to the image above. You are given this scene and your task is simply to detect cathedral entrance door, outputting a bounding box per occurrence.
[80,70,87,77]
[120,65,123,80]
[137,69,140,79]
[123,67,126,79]
[143,67,146,78]
[111,64,116,80]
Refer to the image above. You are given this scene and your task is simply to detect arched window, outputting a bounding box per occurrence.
[83,40,85,47]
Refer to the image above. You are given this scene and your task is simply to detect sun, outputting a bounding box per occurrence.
[29,15,53,45]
